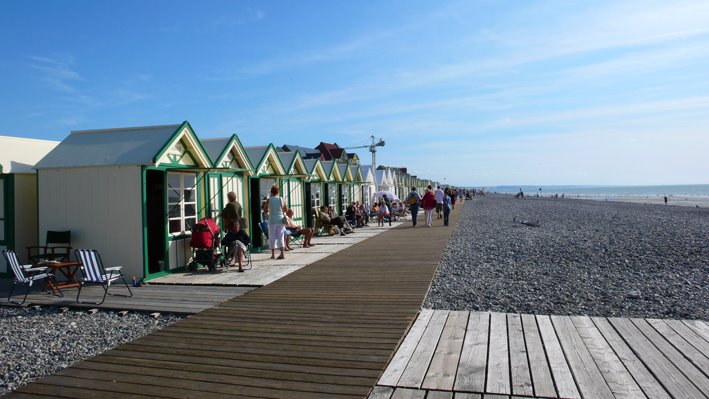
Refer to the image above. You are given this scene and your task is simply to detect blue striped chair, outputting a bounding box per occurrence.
[3,250,62,305]
[74,249,133,305]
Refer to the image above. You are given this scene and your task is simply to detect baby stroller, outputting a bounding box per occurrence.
[189,218,224,272]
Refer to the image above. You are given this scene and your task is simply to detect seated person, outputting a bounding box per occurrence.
[319,206,351,236]
[224,221,251,272]
[345,204,357,228]
[284,208,315,249]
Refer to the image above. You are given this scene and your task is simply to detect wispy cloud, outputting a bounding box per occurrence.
[27,54,82,93]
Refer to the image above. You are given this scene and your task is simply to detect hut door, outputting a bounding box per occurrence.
[249,178,263,248]
[146,170,166,274]
[0,175,8,272]
[304,183,313,228]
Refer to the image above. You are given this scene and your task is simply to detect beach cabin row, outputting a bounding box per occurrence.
[1,122,439,282]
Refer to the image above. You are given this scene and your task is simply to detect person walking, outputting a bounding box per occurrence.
[434,185,445,219]
[263,185,287,260]
[443,188,452,226]
[406,187,422,227]
[422,185,437,227]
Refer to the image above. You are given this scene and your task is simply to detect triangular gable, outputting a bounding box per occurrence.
[351,165,363,183]
[321,161,340,182]
[214,135,253,174]
[306,159,328,181]
[253,144,286,177]
[290,153,308,176]
[154,121,211,168]
[338,163,353,182]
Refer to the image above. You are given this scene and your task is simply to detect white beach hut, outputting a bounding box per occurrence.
[33,122,213,281]
[359,165,377,207]
[0,136,59,273]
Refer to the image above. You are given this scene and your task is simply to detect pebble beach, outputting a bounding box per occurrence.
[425,195,709,320]
[0,308,183,396]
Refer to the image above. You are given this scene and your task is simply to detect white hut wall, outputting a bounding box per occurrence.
[38,166,144,278]
[13,174,39,262]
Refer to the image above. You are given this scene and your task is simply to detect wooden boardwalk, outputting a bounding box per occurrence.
[374,310,709,399]
[0,281,254,314]
[7,208,460,398]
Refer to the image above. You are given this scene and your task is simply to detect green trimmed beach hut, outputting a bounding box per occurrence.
[33,122,213,281]
[277,150,309,226]
[337,162,354,211]
[201,135,254,228]
[0,136,59,274]
[244,145,286,249]
[302,158,327,228]
[320,160,342,214]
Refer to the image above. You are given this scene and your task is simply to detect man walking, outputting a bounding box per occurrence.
[434,185,445,219]
[406,187,422,227]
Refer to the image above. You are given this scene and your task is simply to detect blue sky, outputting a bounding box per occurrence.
[1,1,708,186]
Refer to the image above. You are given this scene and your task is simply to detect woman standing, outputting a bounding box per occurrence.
[263,185,287,259]
[422,185,437,227]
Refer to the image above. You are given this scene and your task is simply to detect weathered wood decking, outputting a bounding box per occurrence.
[7,209,460,398]
[0,281,254,314]
[374,310,709,399]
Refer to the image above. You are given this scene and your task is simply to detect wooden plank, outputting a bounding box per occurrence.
[520,314,556,398]
[391,388,426,399]
[571,316,645,398]
[453,394,481,399]
[610,317,704,399]
[398,310,450,388]
[507,314,533,397]
[368,386,394,399]
[379,309,435,386]
[486,312,510,395]
[454,312,490,392]
[684,320,709,343]
[422,310,468,390]
[648,318,709,375]
[426,391,454,399]
[592,317,670,399]
[665,319,709,359]
[631,318,709,396]
[551,316,613,399]
[536,315,580,399]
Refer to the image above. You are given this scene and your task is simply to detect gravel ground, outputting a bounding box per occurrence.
[425,195,709,320]
[0,306,184,396]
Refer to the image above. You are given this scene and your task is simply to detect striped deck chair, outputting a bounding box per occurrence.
[75,249,133,305]
[3,250,62,305]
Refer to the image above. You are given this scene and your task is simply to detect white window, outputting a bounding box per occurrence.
[168,172,197,235]
[311,183,321,209]
[341,184,350,206]
[328,184,337,208]
[287,180,303,221]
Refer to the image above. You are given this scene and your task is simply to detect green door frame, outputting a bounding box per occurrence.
[0,174,15,276]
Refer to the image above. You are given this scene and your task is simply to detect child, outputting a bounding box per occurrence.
[443,189,452,226]
[377,200,389,227]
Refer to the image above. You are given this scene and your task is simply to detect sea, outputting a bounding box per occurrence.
[485,184,709,198]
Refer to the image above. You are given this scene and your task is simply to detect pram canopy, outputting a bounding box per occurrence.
[190,218,221,249]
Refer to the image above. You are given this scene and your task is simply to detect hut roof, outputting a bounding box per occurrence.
[35,124,202,169]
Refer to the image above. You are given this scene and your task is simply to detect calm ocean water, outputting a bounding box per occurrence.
[488,184,709,198]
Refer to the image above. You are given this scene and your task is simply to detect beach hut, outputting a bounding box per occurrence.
[277,150,309,226]
[350,164,364,205]
[243,145,286,249]
[0,136,59,274]
[201,135,253,228]
[359,165,377,207]
[337,162,354,211]
[302,158,327,228]
[33,122,213,281]
[320,160,342,214]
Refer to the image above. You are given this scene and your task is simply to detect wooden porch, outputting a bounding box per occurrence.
[373,310,709,399]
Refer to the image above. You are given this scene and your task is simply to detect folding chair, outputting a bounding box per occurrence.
[3,250,62,305]
[74,249,133,305]
[27,230,72,264]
